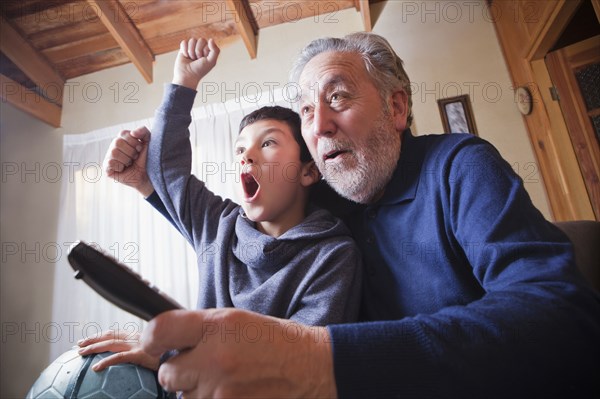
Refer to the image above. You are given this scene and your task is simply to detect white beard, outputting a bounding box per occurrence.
[317,109,401,204]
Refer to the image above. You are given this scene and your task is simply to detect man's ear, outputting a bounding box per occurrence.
[300,160,321,187]
[389,89,409,131]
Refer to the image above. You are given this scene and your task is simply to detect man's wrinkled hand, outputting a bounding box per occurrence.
[142,308,338,398]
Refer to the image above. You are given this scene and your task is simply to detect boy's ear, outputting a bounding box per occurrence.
[300,160,321,187]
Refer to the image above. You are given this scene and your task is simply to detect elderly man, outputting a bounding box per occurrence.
[104,33,599,397]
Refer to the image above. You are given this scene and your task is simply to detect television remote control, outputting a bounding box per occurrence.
[68,241,183,321]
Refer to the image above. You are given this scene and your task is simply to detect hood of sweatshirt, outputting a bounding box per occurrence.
[232,206,351,270]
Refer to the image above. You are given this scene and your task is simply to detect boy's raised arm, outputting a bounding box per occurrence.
[147,38,237,247]
[102,38,220,197]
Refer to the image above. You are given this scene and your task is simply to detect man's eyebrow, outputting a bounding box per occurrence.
[300,75,351,103]
[321,75,347,91]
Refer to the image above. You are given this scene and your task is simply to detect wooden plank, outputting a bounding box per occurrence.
[592,0,600,23]
[87,0,154,83]
[42,33,118,64]
[46,22,237,76]
[9,2,98,36]
[0,0,53,19]
[55,48,130,80]
[249,0,354,29]
[132,0,227,29]
[144,21,237,56]
[0,15,64,105]
[226,0,258,59]
[526,0,582,61]
[27,18,108,51]
[358,0,372,32]
[0,73,62,127]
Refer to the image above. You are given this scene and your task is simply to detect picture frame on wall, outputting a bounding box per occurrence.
[437,94,478,136]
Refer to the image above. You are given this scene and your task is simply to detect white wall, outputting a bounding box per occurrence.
[0,1,549,396]
[0,102,63,398]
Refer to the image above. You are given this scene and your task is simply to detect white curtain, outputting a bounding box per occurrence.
[52,88,293,360]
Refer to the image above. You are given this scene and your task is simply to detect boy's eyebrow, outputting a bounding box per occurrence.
[260,127,286,136]
[234,127,287,146]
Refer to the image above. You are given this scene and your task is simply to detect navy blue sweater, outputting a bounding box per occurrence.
[321,131,600,398]
[149,125,600,396]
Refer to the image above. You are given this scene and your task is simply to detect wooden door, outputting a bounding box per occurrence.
[546,35,600,220]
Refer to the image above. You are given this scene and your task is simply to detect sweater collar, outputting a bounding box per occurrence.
[376,128,424,206]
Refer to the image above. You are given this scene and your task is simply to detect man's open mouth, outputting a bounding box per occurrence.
[241,172,260,199]
[323,150,349,161]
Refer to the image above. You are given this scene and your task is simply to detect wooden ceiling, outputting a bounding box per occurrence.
[0,0,377,127]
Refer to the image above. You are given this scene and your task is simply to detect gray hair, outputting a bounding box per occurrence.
[290,32,413,126]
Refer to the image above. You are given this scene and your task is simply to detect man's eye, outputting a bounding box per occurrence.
[330,92,345,104]
[235,147,244,155]
[301,106,312,115]
[262,140,274,148]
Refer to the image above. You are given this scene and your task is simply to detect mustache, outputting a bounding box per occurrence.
[317,139,353,157]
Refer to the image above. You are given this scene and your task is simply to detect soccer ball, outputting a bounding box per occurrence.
[27,348,173,398]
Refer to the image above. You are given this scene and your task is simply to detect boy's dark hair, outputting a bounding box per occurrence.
[239,106,312,163]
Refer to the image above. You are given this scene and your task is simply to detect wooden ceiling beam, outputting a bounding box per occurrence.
[87,0,154,83]
[1,74,62,127]
[358,0,372,32]
[592,0,600,23]
[226,0,258,59]
[0,16,65,105]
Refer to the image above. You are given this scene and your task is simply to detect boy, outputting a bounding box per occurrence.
[78,38,361,370]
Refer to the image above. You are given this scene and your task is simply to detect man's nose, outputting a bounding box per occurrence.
[313,103,337,138]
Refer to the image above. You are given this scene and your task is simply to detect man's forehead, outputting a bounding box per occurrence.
[299,52,366,102]
[299,51,364,89]
[301,51,363,74]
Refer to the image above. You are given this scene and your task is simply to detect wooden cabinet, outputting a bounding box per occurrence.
[546,36,600,219]
[492,0,598,221]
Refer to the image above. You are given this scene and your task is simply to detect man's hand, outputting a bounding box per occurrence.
[173,38,220,90]
[103,126,153,197]
[77,329,159,372]
[142,308,338,398]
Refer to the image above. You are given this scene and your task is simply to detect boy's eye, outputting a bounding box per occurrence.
[262,139,274,148]
[301,105,313,116]
[234,147,244,155]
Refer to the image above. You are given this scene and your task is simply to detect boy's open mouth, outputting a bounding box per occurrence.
[242,172,260,199]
